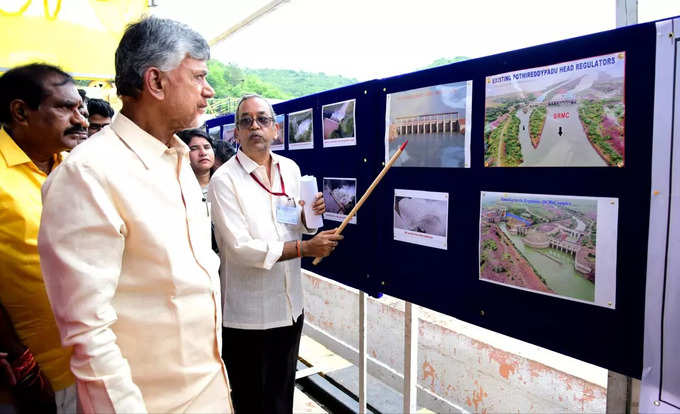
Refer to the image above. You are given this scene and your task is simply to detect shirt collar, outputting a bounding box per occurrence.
[0,127,63,171]
[236,149,280,174]
[0,127,32,167]
[110,113,188,169]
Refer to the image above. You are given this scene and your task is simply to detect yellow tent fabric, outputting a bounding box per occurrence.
[0,0,147,80]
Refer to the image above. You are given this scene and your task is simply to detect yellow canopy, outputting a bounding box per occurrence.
[0,0,147,80]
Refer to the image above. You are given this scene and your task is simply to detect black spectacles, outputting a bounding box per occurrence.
[237,116,274,128]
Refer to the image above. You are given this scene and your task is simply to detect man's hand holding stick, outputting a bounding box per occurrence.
[312,140,408,265]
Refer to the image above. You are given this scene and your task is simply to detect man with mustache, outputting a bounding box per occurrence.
[0,63,86,413]
[209,94,343,414]
[38,17,232,413]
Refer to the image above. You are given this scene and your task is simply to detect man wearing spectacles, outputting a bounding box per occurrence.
[209,94,343,414]
[86,99,114,137]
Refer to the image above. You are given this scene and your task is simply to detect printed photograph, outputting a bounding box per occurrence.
[484,52,625,167]
[208,126,221,142]
[288,108,314,150]
[323,99,356,147]
[385,81,472,168]
[221,123,236,146]
[394,189,449,250]
[322,177,357,224]
[272,114,285,150]
[479,191,618,307]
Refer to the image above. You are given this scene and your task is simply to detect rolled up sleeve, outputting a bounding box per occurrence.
[38,161,146,413]
[209,173,284,270]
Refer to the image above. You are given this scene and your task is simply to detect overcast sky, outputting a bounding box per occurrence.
[151,0,680,81]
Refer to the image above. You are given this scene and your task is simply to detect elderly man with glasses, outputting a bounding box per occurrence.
[209,94,343,414]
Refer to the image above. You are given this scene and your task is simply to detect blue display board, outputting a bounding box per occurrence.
[206,20,665,378]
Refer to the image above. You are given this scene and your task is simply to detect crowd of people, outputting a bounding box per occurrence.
[0,15,342,414]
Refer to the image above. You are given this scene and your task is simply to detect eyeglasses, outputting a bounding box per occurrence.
[88,122,110,132]
[237,115,274,128]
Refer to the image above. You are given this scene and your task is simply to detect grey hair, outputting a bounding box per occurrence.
[235,94,276,124]
[115,16,210,98]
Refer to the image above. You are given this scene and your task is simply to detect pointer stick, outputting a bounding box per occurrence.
[313,140,408,265]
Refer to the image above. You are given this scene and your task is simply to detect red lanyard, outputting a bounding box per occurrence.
[236,154,289,198]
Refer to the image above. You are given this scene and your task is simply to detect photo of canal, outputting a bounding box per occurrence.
[497,222,595,301]
[385,81,472,168]
[484,52,625,167]
[479,191,619,307]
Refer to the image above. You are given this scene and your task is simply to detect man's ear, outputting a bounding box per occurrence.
[234,126,243,144]
[143,67,165,100]
[9,99,30,126]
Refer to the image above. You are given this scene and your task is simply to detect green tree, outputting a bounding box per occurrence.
[422,56,469,69]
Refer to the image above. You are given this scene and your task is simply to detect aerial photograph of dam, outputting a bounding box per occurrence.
[479,192,598,302]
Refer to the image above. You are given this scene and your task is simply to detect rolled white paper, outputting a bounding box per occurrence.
[299,175,324,229]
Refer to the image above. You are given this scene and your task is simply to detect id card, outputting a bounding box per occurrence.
[276,204,299,225]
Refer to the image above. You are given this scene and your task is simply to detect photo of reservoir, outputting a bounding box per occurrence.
[394,189,449,250]
[323,99,356,147]
[288,108,314,149]
[385,81,472,168]
[479,191,618,307]
[272,114,285,150]
[323,177,357,224]
[484,52,625,167]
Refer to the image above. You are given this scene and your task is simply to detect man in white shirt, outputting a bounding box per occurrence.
[38,17,232,413]
[209,94,343,414]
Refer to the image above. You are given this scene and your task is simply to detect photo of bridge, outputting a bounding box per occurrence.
[385,81,472,168]
[484,52,625,167]
[479,192,600,303]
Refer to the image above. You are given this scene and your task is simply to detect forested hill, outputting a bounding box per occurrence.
[421,56,469,69]
[206,57,468,101]
[207,60,357,100]
[245,68,358,99]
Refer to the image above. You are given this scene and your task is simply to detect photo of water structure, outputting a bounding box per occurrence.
[385,81,472,168]
[323,99,356,147]
[288,108,314,150]
[484,52,625,167]
[323,177,357,224]
[208,125,220,143]
[272,114,285,150]
[479,191,618,307]
[221,123,236,146]
[394,189,449,250]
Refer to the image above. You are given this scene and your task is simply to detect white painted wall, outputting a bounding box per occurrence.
[302,270,607,413]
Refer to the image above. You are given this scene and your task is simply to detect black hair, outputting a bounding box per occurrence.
[87,98,114,118]
[214,139,236,164]
[176,128,212,147]
[78,89,88,104]
[0,63,74,124]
